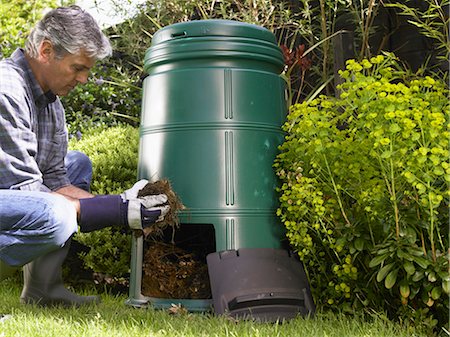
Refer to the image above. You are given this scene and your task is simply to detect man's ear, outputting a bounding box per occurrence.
[38,40,54,62]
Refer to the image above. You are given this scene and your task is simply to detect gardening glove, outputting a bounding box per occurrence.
[78,179,170,232]
[121,179,170,229]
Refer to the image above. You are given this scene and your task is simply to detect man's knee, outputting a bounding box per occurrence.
[65,150,92,172]
[43,194,78,247]
[0,191,77,266]
[65,150,93,191]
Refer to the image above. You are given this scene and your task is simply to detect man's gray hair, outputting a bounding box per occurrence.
[25,5,112,60]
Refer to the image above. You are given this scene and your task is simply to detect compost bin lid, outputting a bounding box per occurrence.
[150,19,278,46]
[144,19,284,74]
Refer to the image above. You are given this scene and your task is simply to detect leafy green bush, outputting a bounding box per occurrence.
[0,0,57,58]
[274,54,449,330]
[69,125,139,277]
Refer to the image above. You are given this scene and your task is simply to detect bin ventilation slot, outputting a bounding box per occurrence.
[171,31,187,38]
[228,296,305,311]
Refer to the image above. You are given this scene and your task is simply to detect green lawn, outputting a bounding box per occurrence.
[0,277,431,337]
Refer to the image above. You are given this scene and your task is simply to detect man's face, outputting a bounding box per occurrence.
[35,40,96,96]
[45,51,96,96]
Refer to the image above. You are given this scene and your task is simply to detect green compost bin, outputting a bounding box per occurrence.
[138,19,287,250]
[128,19,288,311]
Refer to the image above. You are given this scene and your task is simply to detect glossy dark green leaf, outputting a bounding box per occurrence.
[406,247,424,257]
[404,227,417,242]
[414,256,431,269]
[397,249,413,261]
[369,254,388,268]
[403,261,415,275]
[354,238,364,251]
[385,268,399,289]
[427,271,437,282]
[376,247,391,255]
[431,287,441,300]
[399,280,410,298]
[412,271,425,282]
[377,263,395,282]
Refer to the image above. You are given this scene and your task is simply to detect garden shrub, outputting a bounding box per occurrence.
[274,54,449,330]
[68,125,139,277]
[0,0,57,58]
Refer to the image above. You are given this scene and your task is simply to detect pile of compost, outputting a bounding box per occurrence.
[141,241,211,299]
[137,180,211,299]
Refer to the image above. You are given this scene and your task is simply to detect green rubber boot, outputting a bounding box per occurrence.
[20,239,100,307]
[0,259,19,281]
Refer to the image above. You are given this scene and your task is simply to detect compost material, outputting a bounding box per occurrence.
[141,241,211,299]
[137,180,211,299]
[136,179,185,237]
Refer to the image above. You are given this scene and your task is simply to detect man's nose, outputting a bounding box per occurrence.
[76,72,89,85]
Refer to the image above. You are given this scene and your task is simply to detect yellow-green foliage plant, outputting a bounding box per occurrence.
[274,54,449,332]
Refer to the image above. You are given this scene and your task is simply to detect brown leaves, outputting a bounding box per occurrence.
[281,44,312,72]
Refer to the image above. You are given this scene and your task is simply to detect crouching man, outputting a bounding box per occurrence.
[0,6,168,306]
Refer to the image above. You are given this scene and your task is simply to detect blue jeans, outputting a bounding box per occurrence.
[65,150,93,191]
[0,151,92,267]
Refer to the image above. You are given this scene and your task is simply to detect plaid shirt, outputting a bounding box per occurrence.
[0,48,70,191]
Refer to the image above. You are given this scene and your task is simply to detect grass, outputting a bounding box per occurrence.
[0,277,431,337]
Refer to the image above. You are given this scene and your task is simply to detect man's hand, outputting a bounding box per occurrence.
[121,180,170,229]
[78,180,170,232]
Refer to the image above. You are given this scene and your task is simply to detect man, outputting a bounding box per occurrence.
[0,6,168,306]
